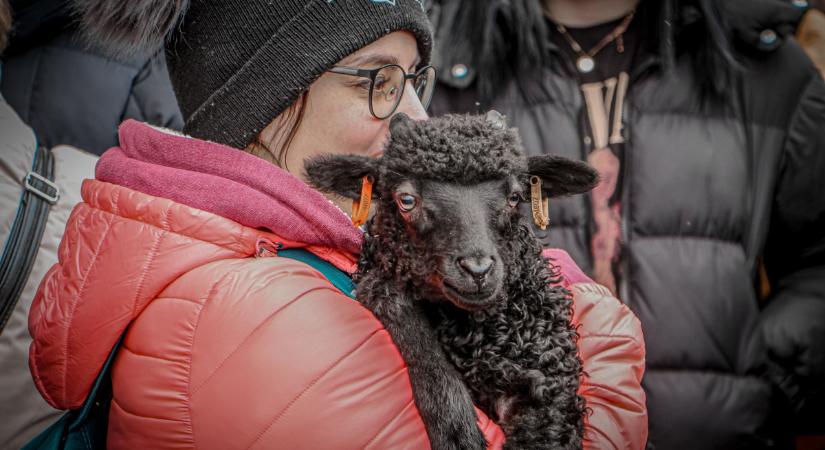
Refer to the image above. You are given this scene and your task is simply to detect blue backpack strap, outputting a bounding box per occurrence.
[277,248,356,299]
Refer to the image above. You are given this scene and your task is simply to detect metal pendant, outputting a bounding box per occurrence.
[576,56,595,74]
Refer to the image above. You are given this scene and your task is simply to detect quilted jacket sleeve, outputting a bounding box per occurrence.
[545,249,648,450]
[760,70,825,430]
[102,254,506,450]
[122,51,184,131]
[572,283,648,450]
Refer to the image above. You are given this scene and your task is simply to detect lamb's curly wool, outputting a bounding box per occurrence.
[430,227,583,448]
[380,113,527,184]
[358,217,584,448]
[364,115,585,448]
[306,113,594,449]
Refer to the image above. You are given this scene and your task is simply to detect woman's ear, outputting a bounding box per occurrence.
[526,155,599,197]
[304,154,379,200]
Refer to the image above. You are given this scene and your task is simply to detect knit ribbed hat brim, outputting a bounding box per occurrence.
[179,1,433,149]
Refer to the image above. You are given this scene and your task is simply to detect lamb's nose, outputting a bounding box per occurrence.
[458,256,494,280]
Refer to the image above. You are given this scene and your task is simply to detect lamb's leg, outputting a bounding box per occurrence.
[500,401,583,450]
[368,297,487,450]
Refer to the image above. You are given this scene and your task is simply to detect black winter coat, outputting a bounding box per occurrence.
[0,0,182,155]
[431,2,825,449]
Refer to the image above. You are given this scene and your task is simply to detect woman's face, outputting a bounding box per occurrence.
[279,31,428,179]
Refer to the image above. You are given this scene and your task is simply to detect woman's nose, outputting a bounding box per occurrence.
[395,82,429,121]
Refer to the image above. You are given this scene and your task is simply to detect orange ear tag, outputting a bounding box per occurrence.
[351,176,373,228]
[530,176,550,230]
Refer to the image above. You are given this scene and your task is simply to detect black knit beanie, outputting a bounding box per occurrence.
[74,0,433,149]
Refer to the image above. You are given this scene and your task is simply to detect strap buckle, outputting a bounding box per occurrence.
[24,171,60,204]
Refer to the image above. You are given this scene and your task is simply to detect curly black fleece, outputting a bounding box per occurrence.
[354,114,586,449]
[380,112,527,184]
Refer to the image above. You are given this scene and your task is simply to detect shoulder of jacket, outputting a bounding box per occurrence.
[570,282,644,347]
[163,256,353,307]
[742,38,819,99]
[0,97,36,159]
[725,38,821,131]
[52,144,100,162]
[570,282,613,298]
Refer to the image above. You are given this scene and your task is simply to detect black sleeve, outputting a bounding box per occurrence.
[760,71,825,431]
[122,50,184,131]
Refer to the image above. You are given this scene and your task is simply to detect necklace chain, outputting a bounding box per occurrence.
[554,10,635,73]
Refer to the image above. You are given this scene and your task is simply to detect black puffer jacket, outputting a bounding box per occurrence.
[0,0,182,155]
[431,1,825,449]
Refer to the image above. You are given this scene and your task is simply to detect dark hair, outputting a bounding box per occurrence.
[676,0,740,98]
[247,91,309,170]
[448,0,740,104]
[0,0,11,54]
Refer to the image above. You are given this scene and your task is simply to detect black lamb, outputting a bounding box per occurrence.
[305,112,598,450]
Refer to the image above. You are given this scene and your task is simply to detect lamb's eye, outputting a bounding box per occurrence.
[396,194,418,212]
[507,192,522,208]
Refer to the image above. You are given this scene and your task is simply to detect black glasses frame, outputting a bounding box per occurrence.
[328,64,436,119]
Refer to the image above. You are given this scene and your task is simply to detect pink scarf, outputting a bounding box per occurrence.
[96,120,363,255]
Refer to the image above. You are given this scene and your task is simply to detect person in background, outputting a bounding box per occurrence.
[724,0,825,79]
[0,0,182,155]
[26,0,646,448]
[430,0,825,448]
[795,0,825,78]
[0,0,98,447]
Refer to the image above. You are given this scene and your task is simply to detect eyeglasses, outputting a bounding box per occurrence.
[328,64,437,119]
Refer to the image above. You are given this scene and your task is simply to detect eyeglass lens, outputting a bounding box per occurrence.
[370,65,405,119]
[370,65,436,119]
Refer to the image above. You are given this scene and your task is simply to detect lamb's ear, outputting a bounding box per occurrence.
[304,154,379,200]
[527,155,599,197]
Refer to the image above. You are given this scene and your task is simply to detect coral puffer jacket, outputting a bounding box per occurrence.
[29,121,647,449]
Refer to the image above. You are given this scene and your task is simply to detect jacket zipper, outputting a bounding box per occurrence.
[618,57,659,304]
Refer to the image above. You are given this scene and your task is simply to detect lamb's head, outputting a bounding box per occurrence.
[305,113,597,310]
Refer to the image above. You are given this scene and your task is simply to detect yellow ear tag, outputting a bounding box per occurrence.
[351,176,373,228]
[530,176,550,230]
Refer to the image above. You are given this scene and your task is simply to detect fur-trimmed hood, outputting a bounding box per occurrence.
[71,0,189,58]
[1,0,187,58]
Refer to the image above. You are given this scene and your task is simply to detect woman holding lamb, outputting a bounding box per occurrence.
[27,0,646,448]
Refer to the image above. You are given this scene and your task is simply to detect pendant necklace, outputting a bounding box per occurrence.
[554,10,635,74]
